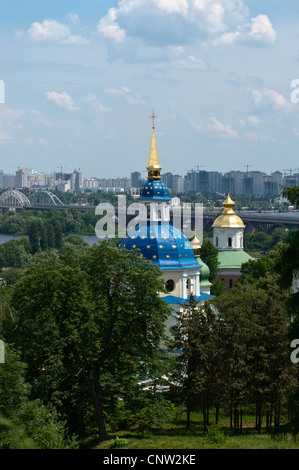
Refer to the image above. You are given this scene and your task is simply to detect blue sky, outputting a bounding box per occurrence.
[0,0,299,178]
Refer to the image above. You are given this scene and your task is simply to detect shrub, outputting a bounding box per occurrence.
[205,425,227,445]
[105,436,128,449]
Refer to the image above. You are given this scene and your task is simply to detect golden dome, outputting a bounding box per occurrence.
[190,233,201,251]
[212,193,245,228]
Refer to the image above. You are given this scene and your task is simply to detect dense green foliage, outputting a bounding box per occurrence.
[0,208,99,236]
[0,190,298,447]
[200,239,220,282]
[244,228,292,253]
[0,345,78,449]
[1,242,172,443]
[169,275,298,434]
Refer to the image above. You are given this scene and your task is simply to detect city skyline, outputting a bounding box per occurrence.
[1,165,298,197]
[0,1,299,177]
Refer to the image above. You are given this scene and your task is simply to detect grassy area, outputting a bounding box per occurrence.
[93,408,299,450]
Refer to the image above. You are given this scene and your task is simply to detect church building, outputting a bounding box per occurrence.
[119,112,213,326]
[212,193,253,290]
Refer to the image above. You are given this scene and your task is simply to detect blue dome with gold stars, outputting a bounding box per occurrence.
[119,222,200,271]
[140,180,171,201]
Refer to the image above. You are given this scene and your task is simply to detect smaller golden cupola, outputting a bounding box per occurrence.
[190,233,201,257]
[212,192,245,229]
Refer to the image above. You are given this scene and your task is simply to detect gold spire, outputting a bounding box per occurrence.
[147,110,162,180]
[222,191,236,216]
[212,192,245,228]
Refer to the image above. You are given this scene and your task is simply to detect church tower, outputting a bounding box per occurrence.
[119,112,213,313]
[212,193,253,290]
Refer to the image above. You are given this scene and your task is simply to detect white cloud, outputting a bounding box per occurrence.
[60,35,89,45]
[14,29,24,38]
[82,94,109,112]
[27,19,89,45]
[173,55,207,70]
[97,8,126,43]
[104,87,130,96]
[250,87,292,113]
[214,14,277,47]
[241,14,277,46]
[245,132,275,142]
[28,19,70,41]
[45,91,80,111]
[0,106,25,126]
[247,115,261,125]
[0,131,11,145]
[97,0,276,50]
[97,0,250,46]
[104,86,145,106]
[31,110,50,126]
[66,13,80,24]
[211,117,239,138]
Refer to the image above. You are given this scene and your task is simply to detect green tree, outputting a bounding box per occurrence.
[28,221,40,254]
[46,224,55,249]
[200,239,219,282]
[40,226,48,251]
[170,296,220,431]
[0,345,78,449]
[4,242,171,442]
[0,238,31,269]
[213,278,297,433]
[282,184,299,208]
[54,221,63,249]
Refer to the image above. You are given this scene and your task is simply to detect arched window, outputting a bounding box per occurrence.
[157,209,161,219]
[216,236,218,247]
[228,237,232,247]
[186,279,191,291]
[240,235,243,248]
[166,279,175,292]
[229,279,233,289]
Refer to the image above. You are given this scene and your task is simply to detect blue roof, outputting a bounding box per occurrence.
[139,179,171,201]
[163,294,214,304]
[119,221,200,270]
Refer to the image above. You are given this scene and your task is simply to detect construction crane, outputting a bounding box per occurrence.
[282,168,295,177]
[244,164,252,176]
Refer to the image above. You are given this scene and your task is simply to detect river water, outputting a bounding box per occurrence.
[0,234,101,246]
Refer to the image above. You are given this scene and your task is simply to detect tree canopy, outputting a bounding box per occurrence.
[3,242,172,442]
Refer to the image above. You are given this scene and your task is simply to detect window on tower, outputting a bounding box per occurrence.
[228,237,232,247]
[166,279,175,292]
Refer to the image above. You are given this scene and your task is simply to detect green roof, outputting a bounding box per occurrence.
[217,250,253,269]
[196,257,212,286]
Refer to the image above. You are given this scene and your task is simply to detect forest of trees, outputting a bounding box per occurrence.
[0,184,297,448]
[0,231,297,447]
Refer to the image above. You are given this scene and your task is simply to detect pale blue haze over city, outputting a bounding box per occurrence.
[0,0,298,178]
